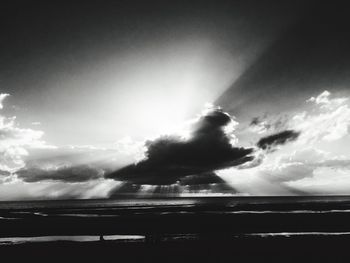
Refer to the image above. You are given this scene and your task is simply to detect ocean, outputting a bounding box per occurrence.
[2,195,350,210]
[1,196,350,245]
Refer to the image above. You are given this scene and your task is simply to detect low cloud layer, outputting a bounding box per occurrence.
[258,148,350,195]
[257,130,300,150]
[17,164,105,183]
[107,107,254,185]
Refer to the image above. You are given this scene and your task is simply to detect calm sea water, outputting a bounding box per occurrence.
[1,195,350,210]
[1,196,350,244]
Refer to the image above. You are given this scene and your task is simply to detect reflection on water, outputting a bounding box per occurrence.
[4,231,350,245]
[2,196,350,210]
[0,235,145,245]
[242,232,350,237]
[2,196,350,244]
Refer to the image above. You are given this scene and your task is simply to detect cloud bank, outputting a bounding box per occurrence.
[0,94,121,199]
[222,90,350,195]
[2,90,350,198]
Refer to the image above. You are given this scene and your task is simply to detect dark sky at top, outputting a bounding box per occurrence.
[0,0,311,145]
[216,1,350,120]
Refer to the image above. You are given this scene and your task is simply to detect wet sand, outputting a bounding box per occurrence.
[1,196,350,262]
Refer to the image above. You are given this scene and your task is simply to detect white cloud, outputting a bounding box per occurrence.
[286,167,350,195]
[0,93,9,109]
[249,121,269,134]
[307,90,348,110]
[243,146,350,195]
[260,149,329,183]
[219,91,350,195]
[114,136,146,162]
[0,94,53,173]
[294,90,350,143]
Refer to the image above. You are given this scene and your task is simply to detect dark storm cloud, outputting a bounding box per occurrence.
[17,165,104,183]
[250,117,264,126]
[0,170,11,177]
[257,130,300,150]
[178,172,225,186]
[106,108,254,185]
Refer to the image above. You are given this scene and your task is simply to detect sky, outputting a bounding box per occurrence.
[1,0,350,200]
